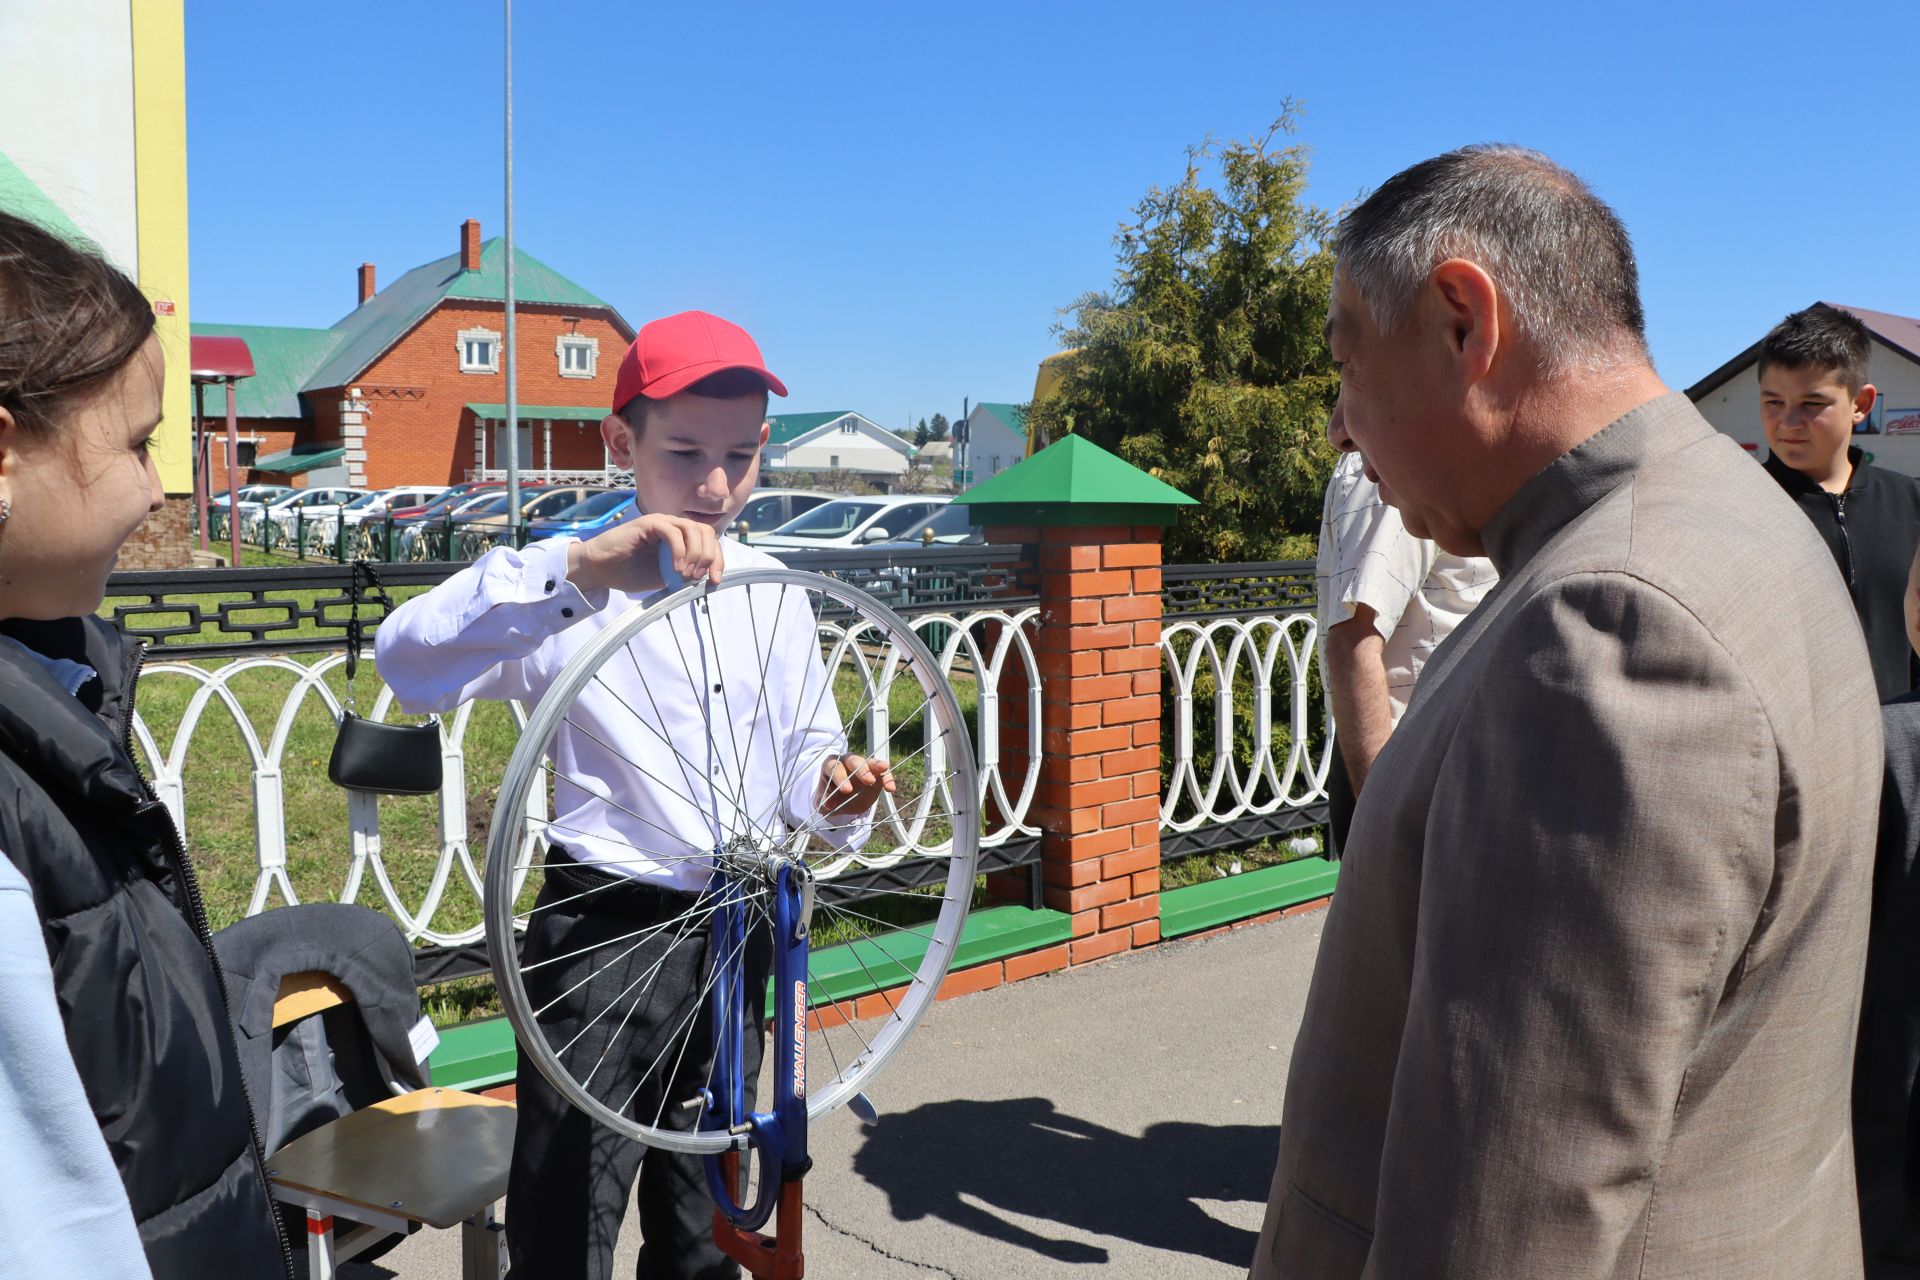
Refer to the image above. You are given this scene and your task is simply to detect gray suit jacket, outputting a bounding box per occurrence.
[1254,394,1881,1279]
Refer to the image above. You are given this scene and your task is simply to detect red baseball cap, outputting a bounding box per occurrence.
[611,310,788,413]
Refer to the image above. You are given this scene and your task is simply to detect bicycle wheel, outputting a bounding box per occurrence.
[484,567,980,1153]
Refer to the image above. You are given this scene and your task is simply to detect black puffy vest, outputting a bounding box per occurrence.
[0,616,289,1279]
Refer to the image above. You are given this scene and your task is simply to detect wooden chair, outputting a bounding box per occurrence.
[260,972,516,1280]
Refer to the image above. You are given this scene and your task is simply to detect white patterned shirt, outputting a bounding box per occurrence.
[1316,452,1498,723]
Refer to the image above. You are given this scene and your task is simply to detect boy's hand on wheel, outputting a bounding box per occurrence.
[567,513,723,596]
[817,753,895,819]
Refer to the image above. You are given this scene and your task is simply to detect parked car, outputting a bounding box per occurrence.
[246,486,364,547]
[210,484,292,511]
[206,484,292,539]
[394,490,514,560]
[729,489,832,542]
[268,487,370,545]
[385,480,505,525]
[524,489,639,542]
[863,503,988,607]
[867,502,984,548]
[340,486,448,526]
[752,496,952,551]
[328,485,450,555]
[453,486,600,556]
[373,482,506,556]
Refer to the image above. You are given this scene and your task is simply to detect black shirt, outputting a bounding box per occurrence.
[1764,446,1920,700]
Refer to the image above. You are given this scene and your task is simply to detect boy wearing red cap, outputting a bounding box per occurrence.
[377,311,893,1278]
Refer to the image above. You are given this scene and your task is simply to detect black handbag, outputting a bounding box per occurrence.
[327,558,443,795]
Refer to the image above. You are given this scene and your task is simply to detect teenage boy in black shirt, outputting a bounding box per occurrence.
[1758,305,1920,699]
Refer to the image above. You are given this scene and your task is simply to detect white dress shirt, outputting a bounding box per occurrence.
[376,536,864,890]
[1316,451,1498,723]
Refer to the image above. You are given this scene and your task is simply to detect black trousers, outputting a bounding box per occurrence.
[507,852,769,1280]
[1325,745,1356,860]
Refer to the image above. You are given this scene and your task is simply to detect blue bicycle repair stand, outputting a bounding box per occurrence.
[660,544,811,1278]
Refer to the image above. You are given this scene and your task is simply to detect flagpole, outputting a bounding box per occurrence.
[503,0,521,543]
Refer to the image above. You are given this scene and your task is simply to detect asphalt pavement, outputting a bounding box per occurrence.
[347,904,1327,1279]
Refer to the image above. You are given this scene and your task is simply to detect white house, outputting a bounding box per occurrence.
[1688,302,1920,477]
[763,411,912,478]
[957,402,1029,487]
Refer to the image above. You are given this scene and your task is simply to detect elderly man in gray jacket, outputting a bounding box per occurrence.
[1253,146,1880,1279]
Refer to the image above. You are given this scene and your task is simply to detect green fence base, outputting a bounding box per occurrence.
[427,903,1074,1092]
[1160,856,1339,939]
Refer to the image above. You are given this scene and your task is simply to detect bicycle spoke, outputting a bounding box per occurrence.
[554,714,725,836]
[554,887,720,1062]
[625,915,757,1122]
[524,890,722,978]
[662,600,769,846]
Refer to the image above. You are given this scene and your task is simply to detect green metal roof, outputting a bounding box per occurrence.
[954,434,1197,526]
[0,150,92,248]
[466,403,607,421]
[191,323,343,419]
[195,238,628,421]
[304,238,619,393]
[975,401,1029,433]
[442,239,612,308]
[765,411,855,446]
[254,444,347,474]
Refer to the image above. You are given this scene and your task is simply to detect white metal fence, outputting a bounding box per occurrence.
[124,559,1327,949]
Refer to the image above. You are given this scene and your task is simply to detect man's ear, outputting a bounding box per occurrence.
[600,412,634,468]
[1853,383,1879,427]
[1427,258,1501,382]
[759,421,770,449]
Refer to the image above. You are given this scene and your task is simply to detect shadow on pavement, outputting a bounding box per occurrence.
[851,1095,1276,1266]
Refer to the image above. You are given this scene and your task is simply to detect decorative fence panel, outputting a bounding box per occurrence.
[1158,561,1330,860]
[107,552,1325,984]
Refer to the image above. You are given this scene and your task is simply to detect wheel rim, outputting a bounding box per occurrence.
[485,567,981,1152]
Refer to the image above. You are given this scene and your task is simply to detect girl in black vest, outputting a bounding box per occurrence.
[0,210,291,1277]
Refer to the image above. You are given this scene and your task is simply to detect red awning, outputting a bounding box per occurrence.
[189,335,255,382]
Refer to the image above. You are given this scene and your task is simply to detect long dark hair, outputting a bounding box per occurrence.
[0,209,157,435]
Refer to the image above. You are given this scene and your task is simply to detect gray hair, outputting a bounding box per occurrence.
[1334,145,1647,376]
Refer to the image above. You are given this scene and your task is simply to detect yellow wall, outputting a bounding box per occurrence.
[130,0,191,494]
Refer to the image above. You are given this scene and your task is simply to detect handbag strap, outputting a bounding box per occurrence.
[344,558,363,715]
[343,560,404,721]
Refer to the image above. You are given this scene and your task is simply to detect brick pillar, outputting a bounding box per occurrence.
[960,433,1193,973]
[983,522,1165,964]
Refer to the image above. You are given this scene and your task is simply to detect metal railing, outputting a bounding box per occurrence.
[110,554,1325,981]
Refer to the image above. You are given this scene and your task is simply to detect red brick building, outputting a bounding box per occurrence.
[194,219,633,491]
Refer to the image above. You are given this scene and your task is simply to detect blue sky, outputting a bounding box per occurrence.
[186,0,1920,435]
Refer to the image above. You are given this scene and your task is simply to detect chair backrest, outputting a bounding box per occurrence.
[273,972,352,1028]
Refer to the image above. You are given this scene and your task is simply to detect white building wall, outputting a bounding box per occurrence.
[963,408,1027,482]
[771,415,910,475]
[0,0,139,272]
[1693,339,1920,478]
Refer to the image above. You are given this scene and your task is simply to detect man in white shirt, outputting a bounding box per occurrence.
[1316,450,1497,852]
[377,312,892,1280]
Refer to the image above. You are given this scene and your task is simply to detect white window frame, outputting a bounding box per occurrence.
[457,326,502,374]
[839,418,859,434]
[556,333,598,379]
[222,436,263,468]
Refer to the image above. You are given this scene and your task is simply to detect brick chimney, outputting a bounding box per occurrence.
[460,219,482,271]
[357,262,376,304]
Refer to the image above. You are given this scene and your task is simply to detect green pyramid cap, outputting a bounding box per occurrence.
[953,433,1197,527]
